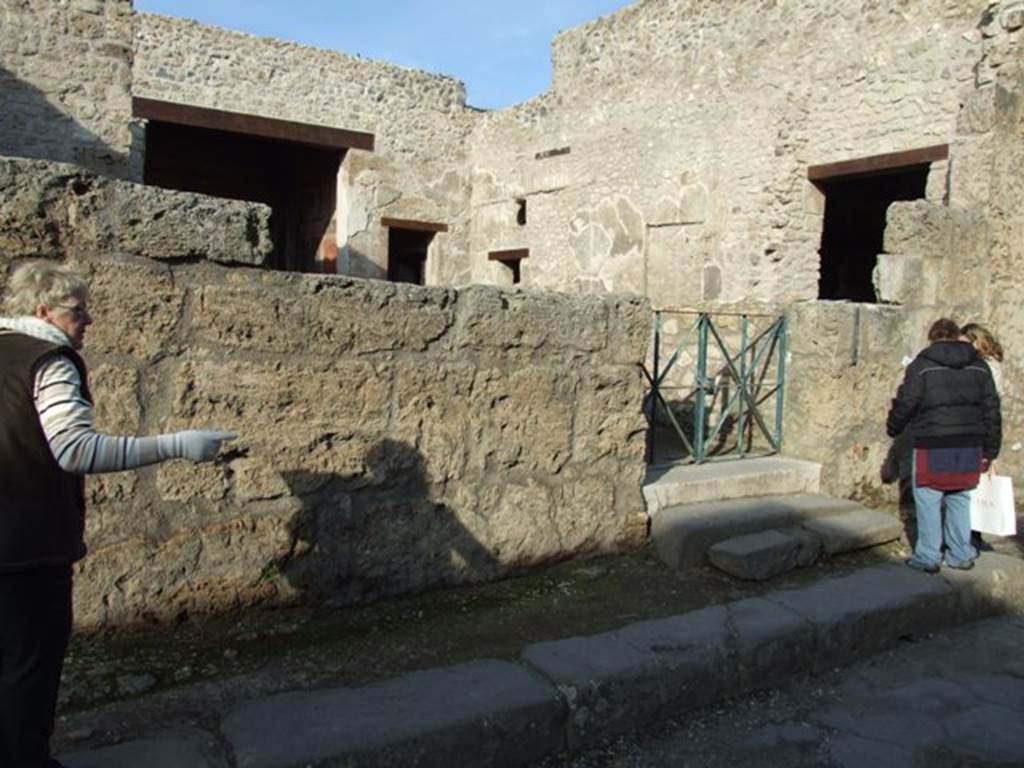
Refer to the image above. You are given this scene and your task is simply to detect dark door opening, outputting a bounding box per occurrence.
[387,227,434,285]
[489,248,529,286]
[143,121,342,272]
[815,164,930,302]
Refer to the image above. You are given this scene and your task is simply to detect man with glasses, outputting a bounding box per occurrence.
[0,260,236,768]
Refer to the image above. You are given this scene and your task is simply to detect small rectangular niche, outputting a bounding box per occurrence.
[515,198,527,226]
[383,218,448,285]
[809,144,947,303]
[489,248,528,285]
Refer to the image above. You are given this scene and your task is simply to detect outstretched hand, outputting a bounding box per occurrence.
[159,430,238,462]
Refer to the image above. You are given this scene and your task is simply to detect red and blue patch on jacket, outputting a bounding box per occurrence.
[915,446,983,491]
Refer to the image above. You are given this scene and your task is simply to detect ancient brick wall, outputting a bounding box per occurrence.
[0,0,137,179]
[0,156,650,631]
[133,13,479,285]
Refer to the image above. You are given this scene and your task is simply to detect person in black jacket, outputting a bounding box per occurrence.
[886,318,1001,573]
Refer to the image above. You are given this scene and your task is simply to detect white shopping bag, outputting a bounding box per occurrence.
[969,474,1017,536]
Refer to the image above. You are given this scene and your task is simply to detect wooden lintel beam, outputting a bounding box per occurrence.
[807,144,949,181]
[380,217,449,233]
[488,248,529,262]
[132,97,375,152]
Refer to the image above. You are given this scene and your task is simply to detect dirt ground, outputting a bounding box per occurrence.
[53,517,1024,755]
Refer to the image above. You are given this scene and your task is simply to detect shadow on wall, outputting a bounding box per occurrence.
[0,66,134,178]
[341,245,386,281]
[279,439,501,605]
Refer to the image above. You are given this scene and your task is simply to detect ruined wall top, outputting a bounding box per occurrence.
[134,13,478,164]
[0,0,137,178]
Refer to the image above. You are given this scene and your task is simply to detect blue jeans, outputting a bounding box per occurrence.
[910,450,978,567]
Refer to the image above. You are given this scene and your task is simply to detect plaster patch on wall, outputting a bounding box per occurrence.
[568,195,645,293]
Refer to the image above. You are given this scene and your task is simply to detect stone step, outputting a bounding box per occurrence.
[708,508,904,581]
[802,507,904,556]
[652,493,868,570]
[643,456,822,515]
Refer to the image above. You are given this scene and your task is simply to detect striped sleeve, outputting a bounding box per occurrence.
[33,356,160,474]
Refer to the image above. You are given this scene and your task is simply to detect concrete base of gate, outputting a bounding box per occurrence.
[643,456,822,515]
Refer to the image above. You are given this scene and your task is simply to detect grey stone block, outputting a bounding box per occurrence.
[800,508,902,555]
[643,457,821,514]
[725,596,815,689]
[221,660,565,768]
[60,731,227,768]
[521,605,733,749]
[777,524,822,566]
[830,734,918,768]
[653,493,861,570]
[767,564,955,672]
[942,704,1024,764]
[708,530,801,580]
[943,552,1024,621]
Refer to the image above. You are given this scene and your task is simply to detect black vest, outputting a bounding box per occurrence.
[0,331,91,571]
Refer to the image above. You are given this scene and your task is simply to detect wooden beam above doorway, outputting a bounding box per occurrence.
[807,144,948,182]
[132,97,375,152]
[381,217,449,233]
[488,248,529,262]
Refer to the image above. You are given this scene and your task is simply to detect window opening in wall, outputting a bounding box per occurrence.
[387,227,434,285]
[489,248,528,286]
[809,145,946,303]
[516,198,527,226]
[381,218,448,285]
[134,98,374,274]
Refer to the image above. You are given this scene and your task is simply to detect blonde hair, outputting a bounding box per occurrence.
[961,322,1004,362]
[2,260,88,316]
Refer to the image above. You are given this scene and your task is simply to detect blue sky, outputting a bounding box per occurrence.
[133,0,634,109]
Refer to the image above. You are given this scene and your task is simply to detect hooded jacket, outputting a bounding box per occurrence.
[886,340,1001,459]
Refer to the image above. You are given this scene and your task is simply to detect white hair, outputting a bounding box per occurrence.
[3,260,88,316]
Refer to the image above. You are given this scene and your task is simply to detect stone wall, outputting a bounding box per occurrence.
[467,0,979,301]
[133,13,480,284]
[784,3,1024,501]
[0,0,137,179]
[0,156,650,631]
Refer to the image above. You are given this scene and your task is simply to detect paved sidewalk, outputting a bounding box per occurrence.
[59,553,1024,768]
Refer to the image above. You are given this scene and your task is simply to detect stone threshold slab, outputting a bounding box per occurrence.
[643,456,822,514]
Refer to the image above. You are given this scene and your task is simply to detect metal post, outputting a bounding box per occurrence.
[694,314,709,462]
[649,311,661,464]
[774,316,787,451]
[737,314,748,457]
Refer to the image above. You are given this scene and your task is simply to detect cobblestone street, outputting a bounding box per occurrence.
[541,615,1024,767]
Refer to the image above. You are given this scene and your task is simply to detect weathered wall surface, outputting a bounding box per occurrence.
[0,156,650,631]
[467,0,979,302]
[461,0,1024,507]
[784,4,1024,502]
[0,0,137,179]
[133,14,479,284]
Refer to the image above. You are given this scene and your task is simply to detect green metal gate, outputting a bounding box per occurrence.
[643,311,788,465]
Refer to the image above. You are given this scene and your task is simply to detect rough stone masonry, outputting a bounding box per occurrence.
[0,158,650,629]
[1,0,1023,628]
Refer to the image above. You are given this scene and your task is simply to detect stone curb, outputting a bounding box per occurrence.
[61,554,1024,768]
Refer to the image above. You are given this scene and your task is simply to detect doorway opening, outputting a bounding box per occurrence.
[381,217,449,285]
[489,248,528,286]
[134,98,374,273]
[809,145,946,302]
[387,227,434,285]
